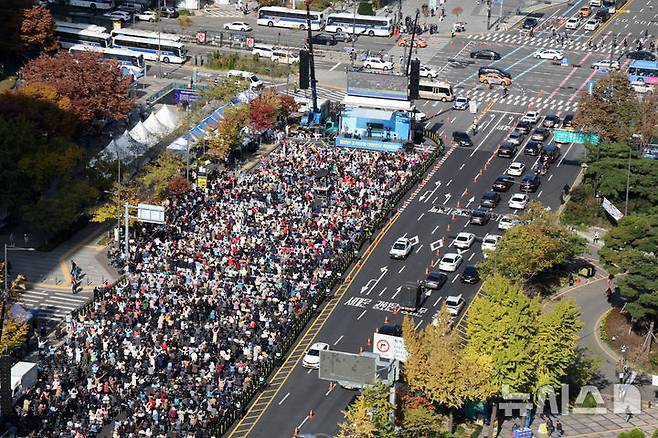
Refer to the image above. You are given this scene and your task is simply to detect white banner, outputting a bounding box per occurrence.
[373,332,408,363]
[601,197,624,223]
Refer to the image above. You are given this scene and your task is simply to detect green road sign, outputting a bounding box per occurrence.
[553,129,600,145]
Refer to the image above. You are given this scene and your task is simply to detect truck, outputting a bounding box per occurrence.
[398,283,422,311]
[11,361,38,403]
[291,97,339,139]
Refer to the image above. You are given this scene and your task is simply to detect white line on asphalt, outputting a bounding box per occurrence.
[417,213,425,221]
[325,384,335,396]
[548,174,554,182]
[433,196,439,203]
[446,179,452,187]
[398,265,406,274]
[537,190,543,198]
[278,393,290,405]
[432,225,439,234]
[334,335,344,345]
[414,320,423,330]
[468,253,475,261]
[379,287,387,297]
[391,288,400,300]
[298,415,310,430]
[307,369,313,374]
[451,274,459,283]
[471,113,505,157]
[459,163,466,170]
[415,245,423,253]
[329,62,341,71]
[557,142,575,167]
[463,221,469,228]
[357,309,367,320]
[433,296,442,307]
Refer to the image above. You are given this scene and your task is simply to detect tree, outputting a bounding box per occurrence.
[0,268,29,355]
[403,307,495,431]
[207,105,249,160]
[277,93,300,123]
[618,429,646,438]
[88,182,139,224]
[574,71,639,143]
[200,78,249,103]
[249,89,281,131]
[478,202,584,283]
[21,51,134,124]
[178,16,193,30]
[20,5,58,54]
[399,396,444,438]
[138,151,185,201]
[0,0,37,61]
[167,175,192,196]
[635,92,658,145]
[336,383,394,438]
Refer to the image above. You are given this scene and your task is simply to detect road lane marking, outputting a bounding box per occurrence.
[459,163,466,170]
[398,265,406,274]
[537,190,543,198]
[333,335,344,345]
[471,113,506,157]
[432,225,440,234]
[391,288,400,300]
[557,142,576,167]
[415,244,423,253]
[433,296,442,307]
[307,369,313,374]
[417,213,425,221]
[451,274,459,283]
[357,309,367,320]
[297,415,310,430]
[468,253,475,261]
[329,62,341,71]
[414,320,423,330]
[379,287,387,297]
[446,179,452,187]
[548,174,554,182]
[278,393,290,405]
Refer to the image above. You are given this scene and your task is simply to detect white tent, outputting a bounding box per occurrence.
[155,105,179,131]
[167,136,190,157]
[99,131,149,164]
[143,112,170,138]
[129,121,158,147]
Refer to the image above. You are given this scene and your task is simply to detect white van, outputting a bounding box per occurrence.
[589,0,602,6]
[252,43,275,58]
[418,80,454,102]
[271,49,299,65]
[227,70,263,90]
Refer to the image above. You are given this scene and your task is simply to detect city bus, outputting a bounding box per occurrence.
[111,35,187,63]
[325,13,392,37]
[110,28,182,43]
[55,20,108,33]
[256,6,325,31]
[55,25,112,49]
[67,0,114,9]
[627,60,658,85]
[68,44,145,79]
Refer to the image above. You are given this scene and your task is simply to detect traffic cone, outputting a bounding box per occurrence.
[456,200,461,208]
[393,306,399,316]
[425,267,429,275]
[452,212,456,221]
[447,223,451,232]
[436,250,441,258]
[294,427,300,437]
[328,382,335,392]
[309,410,315,420]
[367,338,372,347]
[384,316,390,324]
[359,346,363,353]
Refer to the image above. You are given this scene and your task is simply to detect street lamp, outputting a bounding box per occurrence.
[624,145,632,216]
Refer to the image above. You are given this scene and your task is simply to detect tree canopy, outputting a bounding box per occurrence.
[336,383,394,438]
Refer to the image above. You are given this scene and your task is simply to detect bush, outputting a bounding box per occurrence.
[357,1,374,15]
[178,8,191,15]
[651,429,658,438]
[206,51,290,78]
[0,76,16,92]
[619,429,646,438]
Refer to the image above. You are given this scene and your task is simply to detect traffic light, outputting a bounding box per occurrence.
[299,50,310,90]
[409,59,420,100]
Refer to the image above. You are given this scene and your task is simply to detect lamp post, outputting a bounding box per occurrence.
[624,145,632,215]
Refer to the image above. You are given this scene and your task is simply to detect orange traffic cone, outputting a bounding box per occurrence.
[294,427,300,437]
[447,223,452,232]
[393,306,399,316]
[452,212,456,221]
[328,382,335,392]
[309,410,315,420]
[359,346,364,353]
[456,200,461,208]
[367,338,372,347]
[436,250,441,258]
[384,315,390,324]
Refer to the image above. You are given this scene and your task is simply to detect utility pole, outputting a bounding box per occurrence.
[157,0,163,78]
[486,0,492,30]
[304,0,318,115]
[405,11,419,76]
[624,146,632,215]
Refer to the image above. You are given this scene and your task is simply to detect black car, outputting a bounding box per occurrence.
[460,265,480,284]
[480,191,501,208]
[626,50,657,61]
[531,127,549,141]
[469,49,501,60]
[595,9,609,22]
[524,140,542,156]
[522,17,538,29]
[497,142,517,158]
[159,6,178,18]
[470,208,490,225]
[492,175,515,192]
[516,120,532,134]
[312,33,337,45]
[562,114,575,128]
[520,173,541,192]
[543,114,560,128]
[423,271,448,290]
[453,131,473,147]
[540,144,561,163]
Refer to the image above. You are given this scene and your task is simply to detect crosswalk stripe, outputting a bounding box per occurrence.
[47,294,90,304]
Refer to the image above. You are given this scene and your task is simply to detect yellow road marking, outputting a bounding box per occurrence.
[587,0,635,42]
[228,213,401,437]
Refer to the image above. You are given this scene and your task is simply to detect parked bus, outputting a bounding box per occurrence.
[55,20,108,33]
[627,60,658,85]
[67,0,114,9]
[111,35,187,63]
[325,13,392,37]
[68,44,145,79]
[418,80,454,101]
[110,28,182,43]
[257,6,325,31]
[55,25,112,49]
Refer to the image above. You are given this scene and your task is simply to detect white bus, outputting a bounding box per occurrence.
[55,26,112,49]
[68,44,145,79]
[418,80,454,102]
[325,13,392,37]
[55,20,108,33]
[67,0,114,9]
[257,6,325,31]
[110,28,182,42]
[111,35,187,63]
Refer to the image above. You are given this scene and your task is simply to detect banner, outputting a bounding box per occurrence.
[601,197,624,222]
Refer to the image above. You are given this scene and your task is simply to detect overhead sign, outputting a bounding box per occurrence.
[373,332,408,362]
[137,203,165,225]
[553,129,600,145]
[318,350,377,386]
[601,197,624,222]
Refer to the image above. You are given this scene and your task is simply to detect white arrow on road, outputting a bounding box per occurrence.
[443,193,452,205]
[360,266,389,295]
[423,180,442,204]
[465,196,476,209]
[391,286,402,300]
[430,238,444,252]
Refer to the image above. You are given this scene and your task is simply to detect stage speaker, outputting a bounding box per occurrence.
[299,50,310,90]
[409,59,421,100]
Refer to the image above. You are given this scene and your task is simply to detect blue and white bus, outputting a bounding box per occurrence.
[67,0,114,9]
[55,20,108,33]
[627,60,658,85]
[55,25,112,49]
[111,35,187,64]
[68,44,145,79]
[325,13,392,37]
[110,28,182,43]
[257,6,325,31]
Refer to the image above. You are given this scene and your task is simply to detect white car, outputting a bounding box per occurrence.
[412,110,427,121]
[508,193,529,210]
[419,64,438,79]
[389,237,413,259]
[453,232,476,250]
[534,49,564,60]
[522,110,540,124]
[103,10,132,22]
[136,10,158,21]
[446,294,465,318]
[302,342,330,369]
[565,17,581,30]
[591,59,620,70]
[481,234,501,257]
[584,19,599,31]
[507,162,526,177]
[498,214,519,231]
[224,21,252,31]
[438,253,463,272]
[630,80,654,94]
[363,57,394,71]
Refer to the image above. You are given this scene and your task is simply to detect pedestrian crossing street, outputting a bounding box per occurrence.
[203,6,243,18]
[467,32,617,55]
[12,289,91,322]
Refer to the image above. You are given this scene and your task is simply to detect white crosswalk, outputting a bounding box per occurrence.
[12,289,91,322]
[203,7,243,18]
[467,32,618,55]
[455,88,580,114]
[286,86,347,103]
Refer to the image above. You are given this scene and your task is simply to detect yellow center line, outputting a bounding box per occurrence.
[587,0,635,42]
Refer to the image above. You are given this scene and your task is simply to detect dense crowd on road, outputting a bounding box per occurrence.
[17,141,428,437]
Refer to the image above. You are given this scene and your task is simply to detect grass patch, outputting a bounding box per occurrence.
[0,76,17,92]
[206,51,291,78]
[561,184,613,229]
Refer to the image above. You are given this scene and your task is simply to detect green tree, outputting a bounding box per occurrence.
[336,383,394,438]
[618,428,646,438]
[400,396,444,438]
[207,105,249,160]
[0,271,28,354]
[138,151,185,201]
[574,71,640,143]
[200,78,248,103]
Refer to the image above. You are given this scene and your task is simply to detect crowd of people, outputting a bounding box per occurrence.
[18,141,429,437]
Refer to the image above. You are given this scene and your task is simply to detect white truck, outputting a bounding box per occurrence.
[11,361,38,403]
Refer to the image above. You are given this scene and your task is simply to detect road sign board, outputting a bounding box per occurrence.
[561,57,568,66]
[553,129,599,145]
[137,203,165,224]
[373,332,408,362]
[469,100,478,114]
[246,37,254,48]
[318,350,377,386]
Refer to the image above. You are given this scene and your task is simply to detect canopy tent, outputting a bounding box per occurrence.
[167,135,191,157]
[155,104,179,131]
[143,113,170,138]
[99,131,149,164]
[128,121,158,146]
[236,89,259,104]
